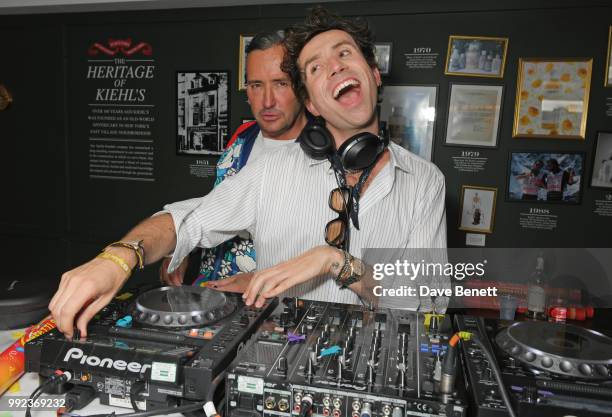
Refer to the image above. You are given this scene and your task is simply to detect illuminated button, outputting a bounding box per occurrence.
[203,331,215,340]
[541,357,553,368]
[596,365,609,377]
[579,364,592,376]
[559,360,573,372]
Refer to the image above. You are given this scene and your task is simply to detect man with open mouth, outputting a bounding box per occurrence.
[49,7,448,339]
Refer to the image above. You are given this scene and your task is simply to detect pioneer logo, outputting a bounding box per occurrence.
[63,347,151,374]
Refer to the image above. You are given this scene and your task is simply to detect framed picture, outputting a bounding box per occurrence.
[374,42,393,76]
[238,34,254,91]
[507,151,585,204]
[176,71,230,155]
[606,26,612,87]
[591,131,612,189]
[379,85,438,161]
[459,185,497,233]
[445,83,503,148]
[445,35,509,78]
[512,58,592,139]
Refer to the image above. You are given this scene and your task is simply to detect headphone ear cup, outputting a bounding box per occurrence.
[337,133,386,171]
[298,121,335,160]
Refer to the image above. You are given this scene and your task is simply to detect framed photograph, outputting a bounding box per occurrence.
[238,34,254,91]
[459,185,498,233]
[507,151,585,204]
[445,83,503,148]
[445,35,509,78]
[606,26,612,87]
[591,132,612,189]
[512,58,592,139]
[374,42,393,76]
[176,71,230,155]
[379,85,438,161]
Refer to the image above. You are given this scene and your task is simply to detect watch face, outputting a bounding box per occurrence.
[353,258,365,276]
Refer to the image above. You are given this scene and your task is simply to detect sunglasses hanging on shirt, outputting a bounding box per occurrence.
[299,117,387,249]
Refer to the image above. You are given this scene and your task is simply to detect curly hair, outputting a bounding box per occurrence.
[282,6,377,103]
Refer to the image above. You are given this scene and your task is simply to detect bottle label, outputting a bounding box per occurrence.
[527,285,545,313]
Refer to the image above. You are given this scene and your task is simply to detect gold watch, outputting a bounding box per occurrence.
[104,240,145,270]
[335,251,364,289]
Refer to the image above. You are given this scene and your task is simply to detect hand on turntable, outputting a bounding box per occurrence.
[208,273,254,293]
[49,248,134,339]
[159,256,188,286]
[242,246,343,308]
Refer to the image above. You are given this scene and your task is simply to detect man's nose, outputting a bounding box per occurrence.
[263,85,276,108]
[329,57,347,78]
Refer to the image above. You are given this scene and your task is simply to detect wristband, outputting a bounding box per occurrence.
[97,252,132,277]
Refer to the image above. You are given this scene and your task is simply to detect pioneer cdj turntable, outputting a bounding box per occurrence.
[455,316,612,417]
[25,285,277,412]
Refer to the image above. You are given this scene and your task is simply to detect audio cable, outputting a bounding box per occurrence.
[442,331,517,417]
[26,370,72,417]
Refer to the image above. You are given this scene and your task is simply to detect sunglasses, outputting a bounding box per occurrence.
[325,186,352,250]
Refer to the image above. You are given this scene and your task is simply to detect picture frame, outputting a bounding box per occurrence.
[445,35,509,78]
[606,26,612,87]
[445,83,503,148]
[374,42,393,76]
[379,85,438,161]
[238,34,254,91]
[590,131,612,189]
[507,151,585,204]
[176,71,230,155]
[458,185,498,234]
[512,58,592,139]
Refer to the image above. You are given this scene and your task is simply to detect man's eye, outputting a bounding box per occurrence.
[276,81,290,88]
[248,83,262,89]
[309,64,320,75]
[340,49,351,58]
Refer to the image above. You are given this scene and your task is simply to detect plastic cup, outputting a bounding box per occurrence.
[499,295,517,321]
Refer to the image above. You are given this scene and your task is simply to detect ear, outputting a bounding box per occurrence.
[373,65,382,88]
[305,98,321,117]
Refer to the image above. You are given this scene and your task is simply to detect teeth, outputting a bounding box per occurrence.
[333,79,359,99]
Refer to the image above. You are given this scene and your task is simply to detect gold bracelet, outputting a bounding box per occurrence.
[104,241,144,270]
[97,252,132,277]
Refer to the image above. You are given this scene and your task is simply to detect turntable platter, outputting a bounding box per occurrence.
[132,286,236,327]
[496,321,612,379]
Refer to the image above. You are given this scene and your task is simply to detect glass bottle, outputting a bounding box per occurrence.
[526,253,547,319]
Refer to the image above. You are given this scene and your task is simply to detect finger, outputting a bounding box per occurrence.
[254,293,268,308]
[75,295,113,338]
[168,273,182,286]
[244,274,268,306]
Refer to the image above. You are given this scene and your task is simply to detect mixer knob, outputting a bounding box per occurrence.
[277,356,288,377]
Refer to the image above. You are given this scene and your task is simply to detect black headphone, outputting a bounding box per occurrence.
[298,117,388,172]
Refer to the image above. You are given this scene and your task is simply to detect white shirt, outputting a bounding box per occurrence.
[247,131,295,162]
[163,143,447,308]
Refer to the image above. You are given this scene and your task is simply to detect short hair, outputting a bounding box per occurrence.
[282,6,377,102]
[246,30,284,54]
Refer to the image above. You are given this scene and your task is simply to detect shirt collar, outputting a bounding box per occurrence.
[306,143,413,175]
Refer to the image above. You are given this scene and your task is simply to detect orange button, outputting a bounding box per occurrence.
[203,331,215,340]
